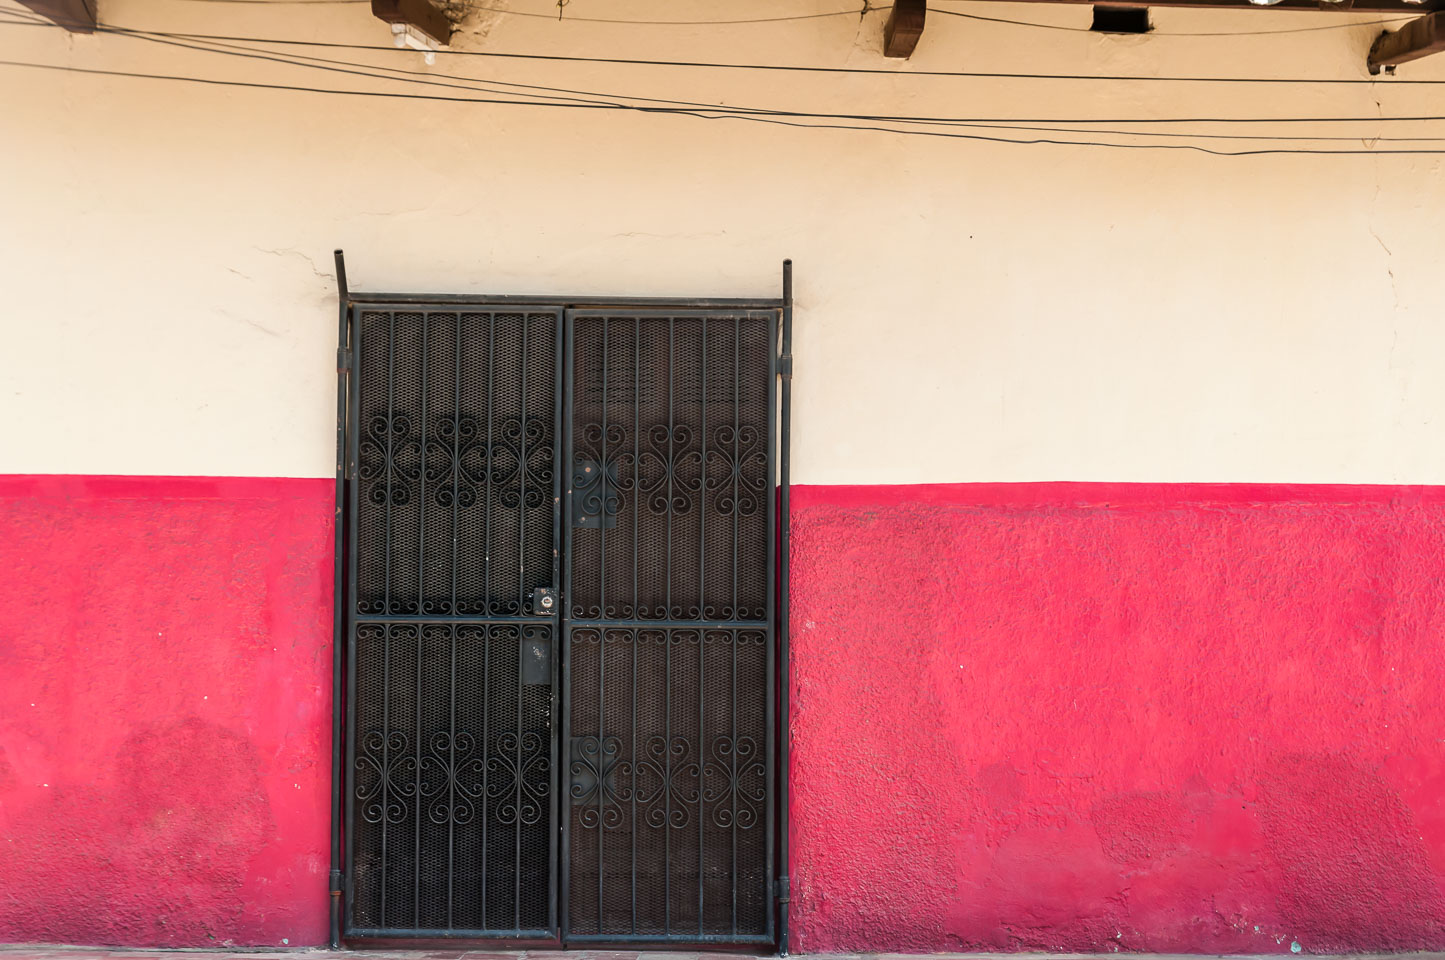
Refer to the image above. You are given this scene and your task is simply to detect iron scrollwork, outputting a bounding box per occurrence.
[703,736,767,830]
[635,735,701,829]
[355,729,417,825]
[487,731,551,826]
[570,735,630,829]
[705,423,768,518]
[358,414,421,507]
[418,731,486,825]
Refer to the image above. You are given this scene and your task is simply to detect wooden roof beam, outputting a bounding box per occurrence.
[372,0,452,48]
[884,0,927,58]
[1369,12,1445,72]
[15,0,94,32]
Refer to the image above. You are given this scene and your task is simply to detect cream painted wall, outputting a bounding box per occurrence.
[3,0,1444,484]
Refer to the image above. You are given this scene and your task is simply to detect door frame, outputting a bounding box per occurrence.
[328,252,794,950]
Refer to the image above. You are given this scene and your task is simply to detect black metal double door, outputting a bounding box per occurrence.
[345,305,776,945]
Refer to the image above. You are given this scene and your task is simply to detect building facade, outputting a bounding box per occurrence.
[3,0,1445,952]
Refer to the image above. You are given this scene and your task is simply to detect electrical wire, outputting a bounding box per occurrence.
[4,55,1445,156]
[931,6,1418,35]
[72,0,1430,38]
[5,10,1445,126]
[6,15,1437,84]
[132,0,888,24]
[94,0,1429,38]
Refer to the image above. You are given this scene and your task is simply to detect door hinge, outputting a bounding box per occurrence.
[337,347,353,372]
[775,876,791,903]
[779,354,793,380]
[329,868,344,896]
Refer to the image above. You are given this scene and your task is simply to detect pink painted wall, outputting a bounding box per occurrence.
[6,475,1445,952]
[0,476,334,947]
[788,482,1445,954]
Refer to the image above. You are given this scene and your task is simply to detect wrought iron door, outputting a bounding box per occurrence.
[562,310,777,944]
[343,301,778,945]
[345,307,561,938]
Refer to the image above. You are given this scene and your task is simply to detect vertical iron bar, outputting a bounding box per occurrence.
[343,296,362,937]
[667,316,675,619]
[482,313,495,926]
[415,312,428,926]
[777,261,794,954]
[450,312,462,927]
[598,319,608,935]
[731,624,738,935]
[664,317,675,937]
[486,313,496,617]
[550,309,563,934]
[329,251,348,948]
[631,317,640,935]
[698,317,707,935]
[633,318,640,627]
[560,310,576,943]
[447,622,456,928]
[732,317,740,622]
[516,314,528,930]
[380,310,396,928]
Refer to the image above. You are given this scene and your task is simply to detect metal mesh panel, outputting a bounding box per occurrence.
[348,308,558,937]
[569,314,772,622]
[356,310,557,617]
[567,627,770,938]
[565,310,775,942]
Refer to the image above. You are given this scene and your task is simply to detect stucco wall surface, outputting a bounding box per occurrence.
[4,0,1445,485]
[0,476,334,947]
[789,482,1445,954]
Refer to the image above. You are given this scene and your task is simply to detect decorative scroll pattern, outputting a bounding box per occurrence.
[572,423,629,526]
[635,735,702,829]
[487,731,550,826]
[362,413,553,511]
[705,424,769,518]
[355,728,551,827]
[355,730,416,825]
[571,423,765,520]
[637,424,704,514]
[570,735,629,830]
[702,736,766,830]
[358,415,421,507]
[417,731,485,825]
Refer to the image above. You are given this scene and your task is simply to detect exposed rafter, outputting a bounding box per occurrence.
[372,0,451,48]
[15,0,93,32]
[1369,12,1445,73]
[884,0,927,58]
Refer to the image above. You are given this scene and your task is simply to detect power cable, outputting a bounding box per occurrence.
[4,0,1439,80]
[4,56,1445,156]
[4,12,1440,142]
[5,10,1444,126]
[932,6,1418,35]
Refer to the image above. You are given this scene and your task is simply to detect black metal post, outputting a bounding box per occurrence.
[776,259,793,956]
[330,249,350,949]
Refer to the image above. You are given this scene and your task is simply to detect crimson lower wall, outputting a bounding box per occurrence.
[789,482,1445,954]
[4,476,1445,951]
[0,475,334,947]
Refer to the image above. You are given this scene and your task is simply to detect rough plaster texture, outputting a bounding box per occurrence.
[0,476,334,947]
[788,482,1445,954]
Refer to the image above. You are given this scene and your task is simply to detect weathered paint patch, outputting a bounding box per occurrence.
[788,482,1445,954]
[0,475,333,946]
